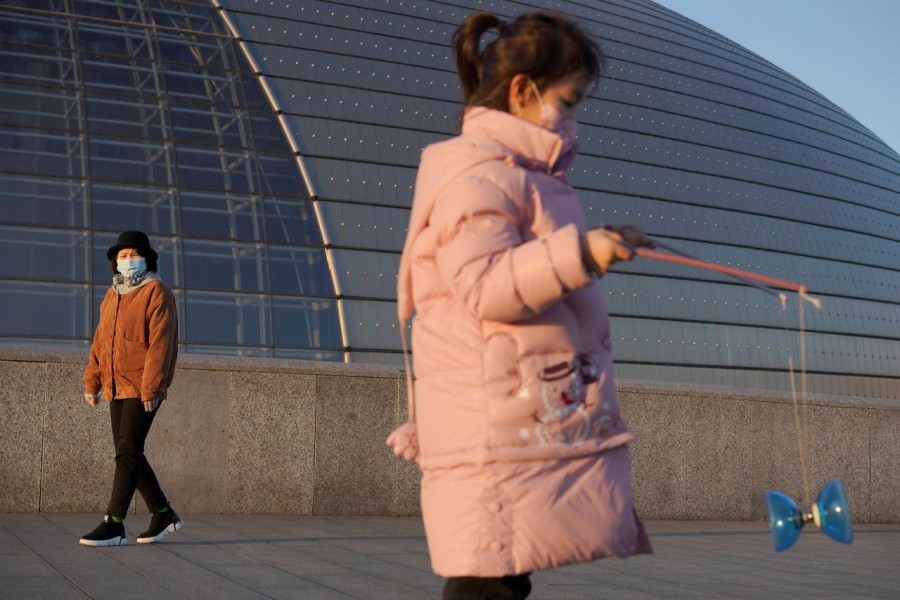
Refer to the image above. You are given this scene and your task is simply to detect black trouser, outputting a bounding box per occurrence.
[107,398,167,519]
[443,574,532,600]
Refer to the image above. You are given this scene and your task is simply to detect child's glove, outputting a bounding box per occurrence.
[386,422,419,462]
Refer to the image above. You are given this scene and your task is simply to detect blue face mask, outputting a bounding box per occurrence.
[117,257,147,279]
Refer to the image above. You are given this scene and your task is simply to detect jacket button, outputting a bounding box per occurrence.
[601,336,612,350]
[490,541,504,552]
[488,502,502,513]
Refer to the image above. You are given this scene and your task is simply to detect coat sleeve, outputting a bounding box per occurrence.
[83,291,109,395]
[83,334,103,395]
[432,172,592,323]
[141,285,178,402]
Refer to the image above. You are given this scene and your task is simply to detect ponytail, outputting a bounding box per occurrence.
[451,11,603,112]
[452,12,504,103]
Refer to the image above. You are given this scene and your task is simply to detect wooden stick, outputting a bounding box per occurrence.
[635,247,809,294]
[651,241,784,299]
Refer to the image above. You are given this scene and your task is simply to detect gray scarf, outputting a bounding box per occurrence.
[113,272,160,295]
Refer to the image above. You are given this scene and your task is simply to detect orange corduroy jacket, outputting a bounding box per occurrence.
[83,278,178,402]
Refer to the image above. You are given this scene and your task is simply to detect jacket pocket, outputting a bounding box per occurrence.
[117,336,148,373]
[490,351,603,446]
[482,332,520,398]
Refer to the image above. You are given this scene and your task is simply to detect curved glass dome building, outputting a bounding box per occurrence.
[1,0,898,398]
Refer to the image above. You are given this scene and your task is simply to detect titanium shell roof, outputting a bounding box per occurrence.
[1,0,898,399]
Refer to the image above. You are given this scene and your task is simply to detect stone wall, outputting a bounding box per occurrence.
[1,346,898,522]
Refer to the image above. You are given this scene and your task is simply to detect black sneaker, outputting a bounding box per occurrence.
[79,515,127,547]
[136,506,183,544]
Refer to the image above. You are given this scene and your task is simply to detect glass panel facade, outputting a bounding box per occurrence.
[0,0,338,357]
[1,0,898,399]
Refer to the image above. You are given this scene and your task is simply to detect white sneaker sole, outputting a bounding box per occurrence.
[79,536,127,547]
[136,519,184,544]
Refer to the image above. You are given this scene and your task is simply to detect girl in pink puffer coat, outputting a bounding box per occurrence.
[388,11,654,599]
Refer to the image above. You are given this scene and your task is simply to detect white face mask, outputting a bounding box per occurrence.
[117,257,147,279]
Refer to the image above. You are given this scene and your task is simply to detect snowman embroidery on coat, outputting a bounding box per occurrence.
[520,355,610,445]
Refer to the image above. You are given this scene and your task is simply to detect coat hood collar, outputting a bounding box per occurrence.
[397,107,578,322]
[462,106,577,175]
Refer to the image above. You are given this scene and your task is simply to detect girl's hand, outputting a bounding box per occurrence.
[581,228,635,274]
[609,222,656,249]
[143,398,160,413]
[84,393,99,407]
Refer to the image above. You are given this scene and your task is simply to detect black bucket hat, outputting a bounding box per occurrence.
[107,230,158,261]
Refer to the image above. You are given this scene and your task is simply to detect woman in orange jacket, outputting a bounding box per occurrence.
[80,230,183,546]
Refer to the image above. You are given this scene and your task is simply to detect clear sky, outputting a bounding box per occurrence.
[653,0,900,155]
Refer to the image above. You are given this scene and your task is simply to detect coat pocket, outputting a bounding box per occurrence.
[492,352,604,446]
[117,335,148,373]
[482,332,520,397]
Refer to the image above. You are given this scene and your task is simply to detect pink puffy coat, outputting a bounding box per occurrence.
[398,107,652,577]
